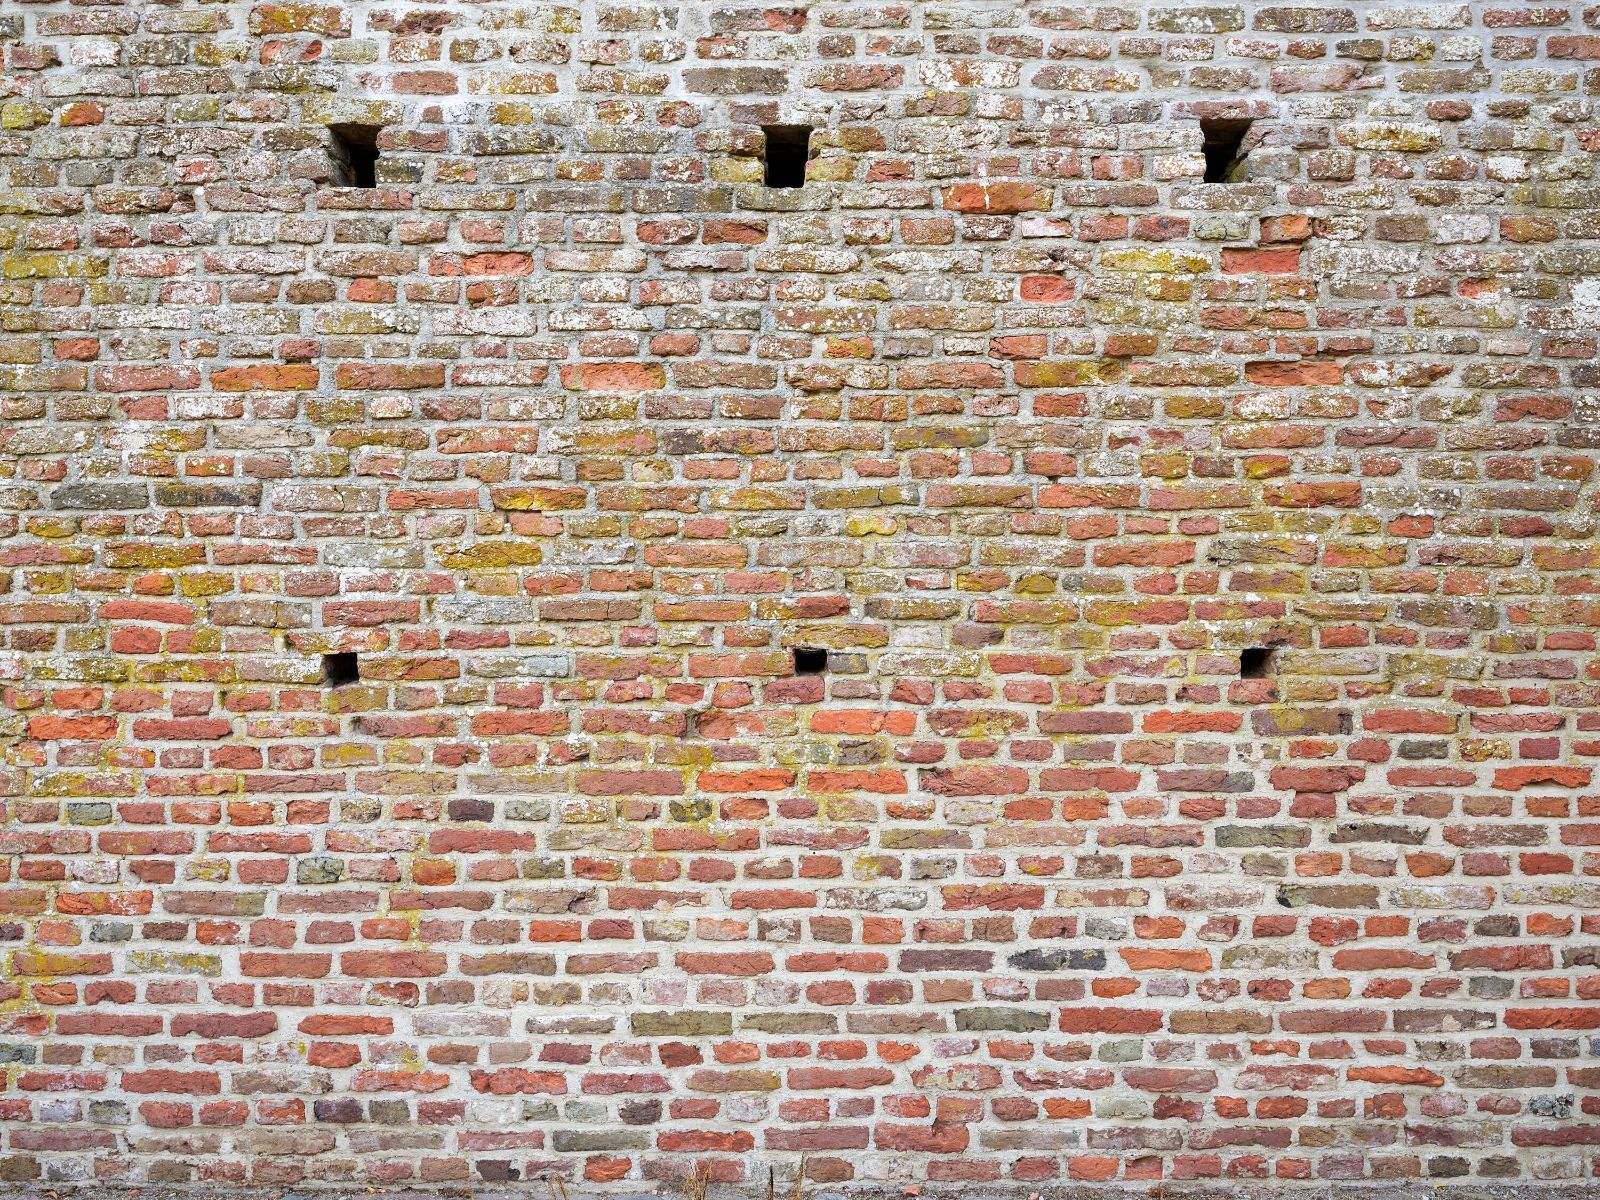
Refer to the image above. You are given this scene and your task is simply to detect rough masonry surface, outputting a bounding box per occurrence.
[0,0,1599,1193]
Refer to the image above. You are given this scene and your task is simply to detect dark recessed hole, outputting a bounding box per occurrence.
[1200,118,1252,183]
[329,123,381,188]
[323,652,359,687]
[762,124,813,189]
[793,647,828,676]
[1239,646,1276,680]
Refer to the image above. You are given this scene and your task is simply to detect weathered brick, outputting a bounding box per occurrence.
[0,4,1592,1193]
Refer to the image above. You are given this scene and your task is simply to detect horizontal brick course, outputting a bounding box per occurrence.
[0,0,1597,1194]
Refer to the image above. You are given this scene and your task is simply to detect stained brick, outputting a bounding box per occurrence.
[0,2,1592,1192]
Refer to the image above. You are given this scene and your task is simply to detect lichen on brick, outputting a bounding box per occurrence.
[0,0,1597,1195]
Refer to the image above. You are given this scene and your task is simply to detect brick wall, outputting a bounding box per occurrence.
[1,0,1599,1192]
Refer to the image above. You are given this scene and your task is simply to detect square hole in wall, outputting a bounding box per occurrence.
[1239,646,1276,679]
[323,652,360,687]
[329,123,382,188]
[792,647,828,675]
[762,124,813,189]
[1200,117,1252,183]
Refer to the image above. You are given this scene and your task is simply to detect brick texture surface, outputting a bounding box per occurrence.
[1,0,1599,1193]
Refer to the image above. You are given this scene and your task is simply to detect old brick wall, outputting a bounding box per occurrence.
[1,0,1599,1192]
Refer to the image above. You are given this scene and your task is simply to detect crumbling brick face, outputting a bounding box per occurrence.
[0,0,1599,1192]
